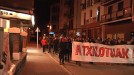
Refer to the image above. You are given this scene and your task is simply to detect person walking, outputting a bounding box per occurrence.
[41,36,47,53]
[59,36,66,65]
[65,38,72,62]
[53,37,59,54]
[48,37,53,53]
[75,37,82,66]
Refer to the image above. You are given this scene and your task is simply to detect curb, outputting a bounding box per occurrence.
[46,52,73,75]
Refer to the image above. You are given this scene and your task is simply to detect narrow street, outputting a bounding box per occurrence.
[17,42,134,75]
[17,42,70,75]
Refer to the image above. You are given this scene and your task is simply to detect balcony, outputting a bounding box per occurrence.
[101,7,132,24]
[90,17,97,23]
[85,19,89,24]
[87,0,92,7]
[101,0,121,6]
[80,3,86,9]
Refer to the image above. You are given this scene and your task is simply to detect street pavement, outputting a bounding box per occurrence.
[17,42,70,75]
[18,42,134,75]
[50,52,134,75]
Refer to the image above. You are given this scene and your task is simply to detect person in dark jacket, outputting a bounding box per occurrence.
[75,37,82,66]
[59,37,66,65]
[65,38,72,62]
[53,37,59,54]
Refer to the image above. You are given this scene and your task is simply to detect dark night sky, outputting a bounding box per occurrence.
[34,0,59,29]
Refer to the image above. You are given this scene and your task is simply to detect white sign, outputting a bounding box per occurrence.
[35,27,40,48]
[72,42,134,64]
[35,27,40,32]
[0,10,16,18]
[0,9,32,20]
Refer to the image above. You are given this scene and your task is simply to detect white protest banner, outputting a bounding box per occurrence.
[72,42,134,64]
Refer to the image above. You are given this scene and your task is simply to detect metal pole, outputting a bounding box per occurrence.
[37,28,39,48]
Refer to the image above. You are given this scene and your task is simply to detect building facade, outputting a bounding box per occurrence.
[50,3,60,34]
[56,0,134,40]
[80,0,134,41]
[101,0,134,41]
[59,0,74,36]
[73,0,82,37]
[81,0,104,39]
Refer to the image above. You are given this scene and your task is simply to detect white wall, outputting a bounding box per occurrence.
[0,18,10,28]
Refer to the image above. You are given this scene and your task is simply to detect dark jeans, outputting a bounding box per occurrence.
[48,45,53,53]
[54,45,58,53]
[43,45,46,52]
[59,51,65,64]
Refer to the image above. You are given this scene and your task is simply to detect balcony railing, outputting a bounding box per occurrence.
[90,17,97,23]
[101,0,121,6]
[101,7,132,23]
[85,19,89,24]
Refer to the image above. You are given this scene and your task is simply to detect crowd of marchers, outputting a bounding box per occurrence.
[73,37,134,45]
[39,35,134,65]
[40,35,72,65]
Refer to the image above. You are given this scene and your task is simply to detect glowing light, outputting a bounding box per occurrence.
[17,13,31,20]
[96,10,99,15]
[50,25,52,30]
[31,15,35,26]
[47,25,49,27]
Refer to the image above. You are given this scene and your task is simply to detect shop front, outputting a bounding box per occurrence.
[104,20,134,41]
[0,7,33,75]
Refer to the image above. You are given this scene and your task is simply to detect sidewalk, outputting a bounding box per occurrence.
[18,43,71,75]
[48,50,134,75]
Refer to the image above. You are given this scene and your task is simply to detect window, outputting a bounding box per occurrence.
[90,0,93,6]
[108,6,112,14]
[84,13,86,25]
[97,6,100,21]
[87,0,90,7]
[69,20,73,29]
[88,29,91,38]
[118,2,123,11]
[130,0,132,7]
[90,10,92,17]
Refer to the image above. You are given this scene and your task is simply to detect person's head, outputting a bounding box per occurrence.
[61,37,66,42]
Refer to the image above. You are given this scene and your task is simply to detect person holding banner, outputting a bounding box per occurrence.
[75,37,82,66]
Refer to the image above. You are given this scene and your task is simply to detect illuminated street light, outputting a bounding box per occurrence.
[47,25,50,27]
[47,24,52,30]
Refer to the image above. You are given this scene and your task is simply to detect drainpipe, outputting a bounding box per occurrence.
[132,0,134,22]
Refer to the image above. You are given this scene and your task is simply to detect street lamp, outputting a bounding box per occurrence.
[47,24,52,31]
